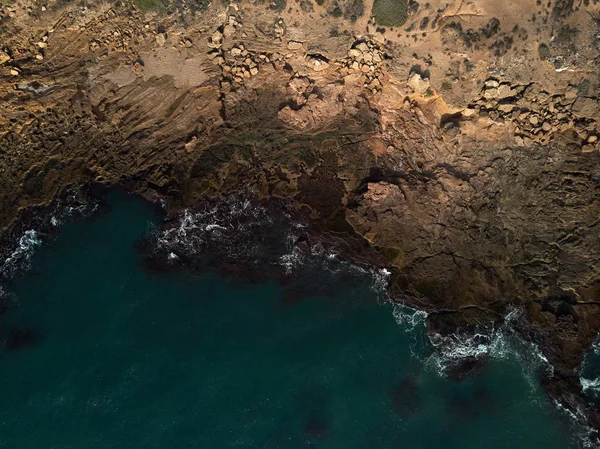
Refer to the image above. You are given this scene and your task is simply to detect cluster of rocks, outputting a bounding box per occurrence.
[71,8,149,53]
[343,40,385,94]
[215,43,265,84]
[207,15,271,86]
[210,34,281,87]
[465,79,599,151]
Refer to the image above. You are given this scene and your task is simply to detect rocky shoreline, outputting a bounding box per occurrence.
[2,0,600,442]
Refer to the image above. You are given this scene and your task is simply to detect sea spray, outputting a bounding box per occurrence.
[156,192,393,296]
[577,335,600,448]
[157,195,278,262]
[552,398,597,449]
[0,188,575,449]
[426,307,553,382]
[392,304,428,332]
[580,335,600,396]
[0,187,97,281]
[0,230,41,278]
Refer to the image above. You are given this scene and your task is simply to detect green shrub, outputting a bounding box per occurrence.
[134,0,167,11]
[577,79,591,97]
[464,58,474,72]
[372,0,408,26]
[538,42,550,60]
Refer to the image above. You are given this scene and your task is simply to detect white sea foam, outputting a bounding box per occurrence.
[0,229,42,277]
[157,195,274,259]
[552,398,597,449]
[423,307,600,447]
[278,236,304,274]
[157,193,393,297]
[392,305,428,331]
[581,377,600,393]
[578,335,600,397]
[1,189,99,282]
[426,307,553,383]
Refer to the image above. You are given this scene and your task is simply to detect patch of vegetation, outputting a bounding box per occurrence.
[424,87,434,97]
[134,0,168,12]
[328,2,343,16]
[407,0,418,14]
[538,42,550,60]
[419,16,429,29]
[489,35,513,56]
[344,0,364,22]
[463,58,474,72]
[300,0,314,12]
[325,0,363,20]
[552,0,574,19]
[184,0,211,12]
[481,17,500,38]
[441,21,481,49]
[577,79,591,97]
[315,0,325,5]
[554,24,579,53]
[372,0,409,27]
[441,80,452,90]
[269,0,286,12]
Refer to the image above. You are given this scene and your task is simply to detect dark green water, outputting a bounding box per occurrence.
[0,192,576,448]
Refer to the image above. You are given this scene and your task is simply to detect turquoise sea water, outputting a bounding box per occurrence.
[0,192,577,448]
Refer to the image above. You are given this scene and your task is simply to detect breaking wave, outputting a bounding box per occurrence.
[0,230,41,278]
[426,308,553,382]
[427,308,599,448]
[155,193,392,295]
[579,335,600,448]
[153,194,562,395]
[580,336,600,397]
[0,188,97,281]
[552,398,597,449]
[157,195,274,259]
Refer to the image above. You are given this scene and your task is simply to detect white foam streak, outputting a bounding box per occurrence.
[552,399,597,449]
[157,196,274,259]
[581,377,600,393]
[0,229,41,277]
[392,305,428,332]
[426,308,553,381]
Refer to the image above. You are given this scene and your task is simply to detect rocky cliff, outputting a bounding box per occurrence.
[2,0,600,439]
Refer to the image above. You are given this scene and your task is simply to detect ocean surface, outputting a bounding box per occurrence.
[0,191,582,448]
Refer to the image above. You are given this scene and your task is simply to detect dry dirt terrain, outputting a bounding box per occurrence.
[2,0,600,440]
